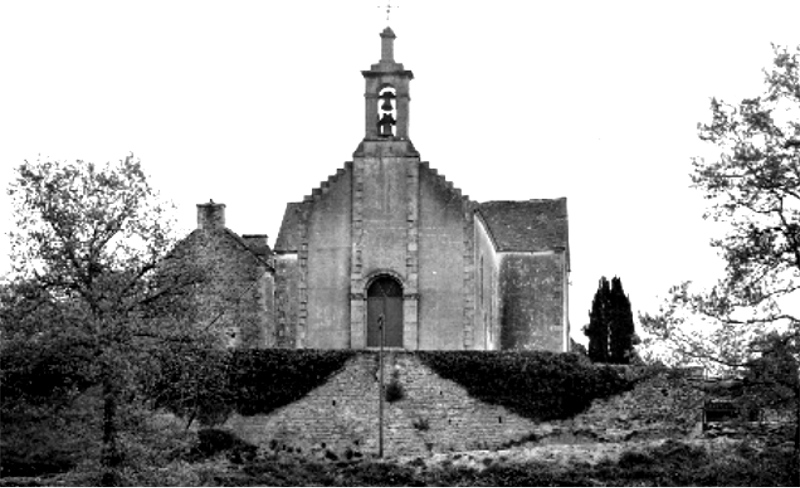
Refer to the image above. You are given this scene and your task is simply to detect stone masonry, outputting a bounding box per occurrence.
[224,352,538,457]
[223,355,716,459]
[173,202,276,348]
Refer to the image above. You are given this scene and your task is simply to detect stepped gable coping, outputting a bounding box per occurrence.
[302,163,352,203]
[275,163,352,253]
[418,161,472,204]
[477,198,568,254]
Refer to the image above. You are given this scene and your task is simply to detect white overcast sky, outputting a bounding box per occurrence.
[2,1,799,343]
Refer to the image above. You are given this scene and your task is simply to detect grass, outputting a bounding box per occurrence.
[3,438,796,486]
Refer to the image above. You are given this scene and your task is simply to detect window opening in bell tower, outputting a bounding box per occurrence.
[378,86,397,137]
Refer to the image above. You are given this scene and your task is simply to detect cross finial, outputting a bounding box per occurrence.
[378,1,398,24]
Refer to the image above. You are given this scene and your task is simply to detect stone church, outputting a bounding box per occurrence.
[179,28,570,352]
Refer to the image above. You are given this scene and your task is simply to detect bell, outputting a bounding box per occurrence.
[379,91,396,112]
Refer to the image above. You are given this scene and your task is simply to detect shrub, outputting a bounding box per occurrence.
[150,348,356,422]
[417,350,635,420]
[617,449,655,470]
[696,443,798,487]
[338,461,419,486]
[385,378,404,403]
[412,417,430,431]
[228,349,356,416]
[188,428,257,463]
[647,439,708,470]
[0,387,101,478]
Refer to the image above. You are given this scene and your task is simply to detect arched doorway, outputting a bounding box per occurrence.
[367,276,403,347]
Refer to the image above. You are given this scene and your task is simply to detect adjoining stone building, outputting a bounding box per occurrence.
[178,28,570,352]
[170,201,276,348]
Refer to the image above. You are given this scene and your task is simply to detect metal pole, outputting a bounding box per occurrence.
[378,314,385,458]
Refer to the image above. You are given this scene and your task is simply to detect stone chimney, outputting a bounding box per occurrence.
[242,234,270,257]
[197,200,226,230]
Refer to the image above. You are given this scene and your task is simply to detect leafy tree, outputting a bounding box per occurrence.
[145,341,232,428]
[3,155,207,484]
[584,277,610,362]
[640,45,800,481]
[742,332,799,415]
[609,277,636,364]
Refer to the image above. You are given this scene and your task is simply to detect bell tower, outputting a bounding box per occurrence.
[354,27,418,157]
[349,26,421,350]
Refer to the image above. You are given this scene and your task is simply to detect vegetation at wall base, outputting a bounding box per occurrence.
[4,437,795,486]
[417,350,636,420]
[4,343,798,486]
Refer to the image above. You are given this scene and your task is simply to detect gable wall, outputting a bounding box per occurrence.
[499,252,566,352]
[348,157,418,348]
[179,230,275,348]
[272,162,569,353]
[305,168,353,349]
[358,157,410,281]
[417,167,468,350]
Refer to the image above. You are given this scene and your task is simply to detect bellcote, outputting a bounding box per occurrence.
[355,27,418,157]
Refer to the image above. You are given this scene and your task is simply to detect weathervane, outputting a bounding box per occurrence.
[378,0,398,24]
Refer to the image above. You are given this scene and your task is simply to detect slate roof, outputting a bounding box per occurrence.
[274,202,307,253]
[477,198,568,253]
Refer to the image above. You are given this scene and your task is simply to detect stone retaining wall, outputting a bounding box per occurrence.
[225,352,537,458]
[224,354,713,459]
[541,369,706,442]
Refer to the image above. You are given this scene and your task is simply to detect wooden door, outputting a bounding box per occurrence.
[367,277,403,347]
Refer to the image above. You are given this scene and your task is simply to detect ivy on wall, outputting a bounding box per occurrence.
[151,349,636,425]
[151,348,356,424]
[417,350,636,420]
[227,349,356,416]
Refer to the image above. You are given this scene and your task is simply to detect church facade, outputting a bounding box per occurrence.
[182,28,570,352]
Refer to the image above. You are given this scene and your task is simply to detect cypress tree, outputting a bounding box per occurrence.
[585,277,610,363]
[608,276,636,364]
